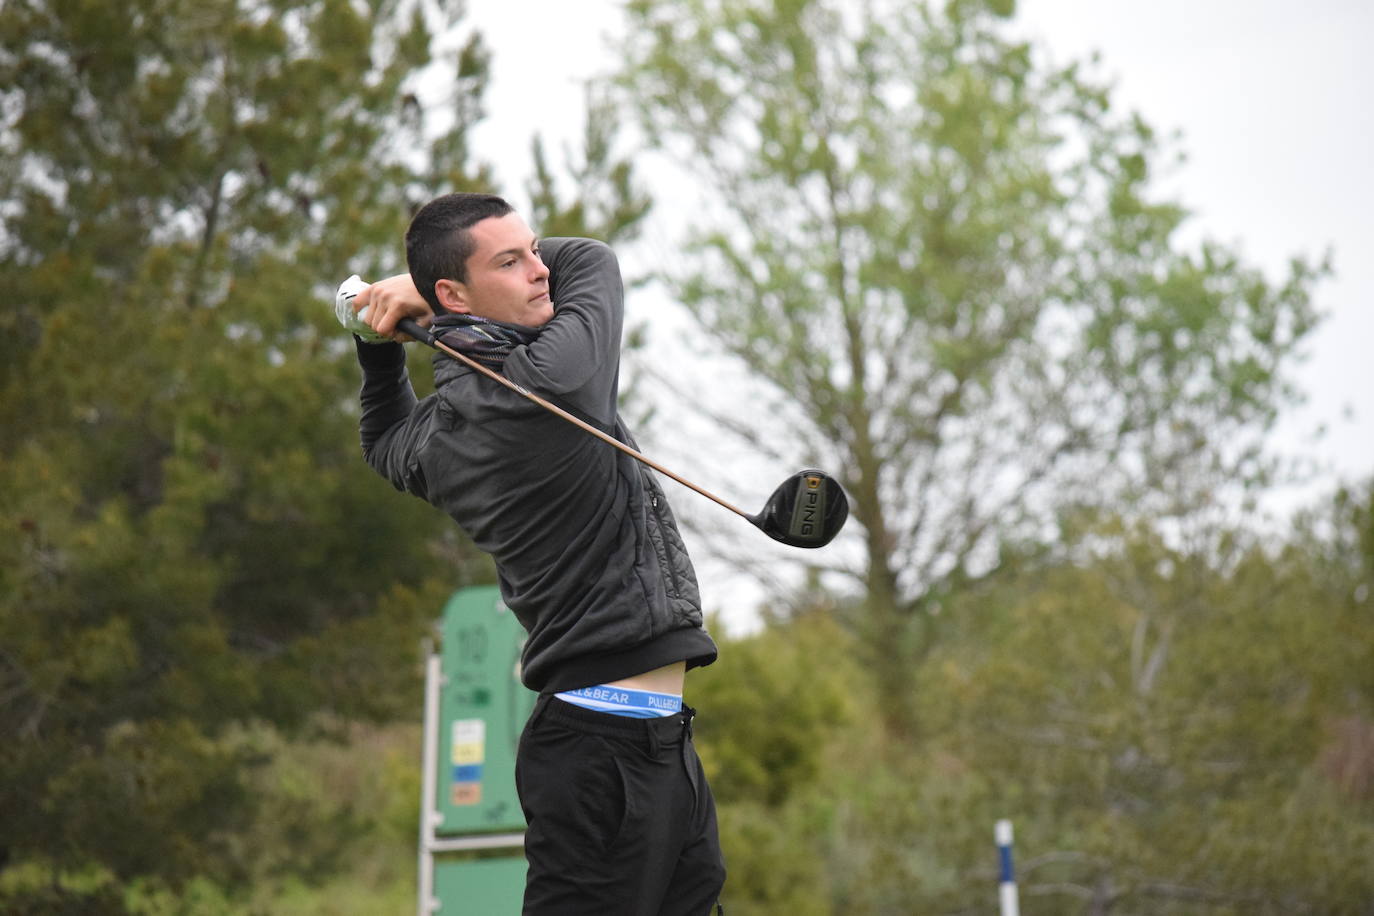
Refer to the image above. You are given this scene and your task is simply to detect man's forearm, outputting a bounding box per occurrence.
[357,337,417,458]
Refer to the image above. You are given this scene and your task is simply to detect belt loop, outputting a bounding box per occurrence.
[527,694,551,732]
[647,721,661,755]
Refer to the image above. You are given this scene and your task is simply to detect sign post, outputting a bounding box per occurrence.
[995,819,1020,916]
[418,586,536,915]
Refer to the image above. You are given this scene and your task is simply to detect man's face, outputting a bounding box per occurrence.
[453,212,553,327]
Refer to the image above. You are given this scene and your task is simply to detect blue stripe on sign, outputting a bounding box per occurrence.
[452,764,483,783]
[998,845,1014,882]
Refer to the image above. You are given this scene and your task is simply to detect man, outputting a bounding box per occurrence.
[342,192,725,914]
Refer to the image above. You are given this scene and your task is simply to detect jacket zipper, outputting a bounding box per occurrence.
[648,489,683,598]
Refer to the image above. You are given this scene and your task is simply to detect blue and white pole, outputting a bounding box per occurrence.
[995,819,1020,916]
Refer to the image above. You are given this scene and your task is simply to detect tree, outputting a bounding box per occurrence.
[616,0,1324,729]
[903,499,1374,913]
[0,0,493,906]
[698,489,1372,913]
[688,608,862,915]
[526,85,653,246]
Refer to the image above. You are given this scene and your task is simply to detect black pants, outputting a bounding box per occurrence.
[516,694,726,915]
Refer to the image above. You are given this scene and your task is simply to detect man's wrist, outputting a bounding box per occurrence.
[354,335,407,368]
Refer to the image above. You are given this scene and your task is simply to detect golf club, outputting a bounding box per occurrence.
[395,317,849,548]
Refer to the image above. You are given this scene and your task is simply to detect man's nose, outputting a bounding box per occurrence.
[531,257,549,281]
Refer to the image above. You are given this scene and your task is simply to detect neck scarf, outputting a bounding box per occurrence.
[430,314,541,371]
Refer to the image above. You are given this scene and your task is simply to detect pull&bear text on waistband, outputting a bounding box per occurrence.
[554,684,684,718]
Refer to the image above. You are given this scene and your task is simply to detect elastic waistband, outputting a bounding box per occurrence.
[533,694,696,746]
[555,684,683,717]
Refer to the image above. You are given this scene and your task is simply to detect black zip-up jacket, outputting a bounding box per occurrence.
[355,237,717,693]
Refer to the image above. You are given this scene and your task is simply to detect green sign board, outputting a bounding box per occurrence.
[435,586,536,835]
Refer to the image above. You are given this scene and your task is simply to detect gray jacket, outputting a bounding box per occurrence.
[355,237,717,693]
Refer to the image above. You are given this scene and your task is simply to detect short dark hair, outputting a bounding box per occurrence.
[405,193,515,313]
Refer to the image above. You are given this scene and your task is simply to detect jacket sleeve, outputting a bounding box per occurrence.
[503,238,623,424]
[356,337,431,499]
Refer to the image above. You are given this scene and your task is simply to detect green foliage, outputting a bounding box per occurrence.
[0,723,420,914]
[616,0,1326,726]
[206,721,420,915]
[693,610,858,806]
[689,611,862,914]
[688,483,1373,913]
[0,0,490,907]
[894,492,1373,911]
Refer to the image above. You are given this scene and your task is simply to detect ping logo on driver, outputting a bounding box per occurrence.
[788,474,826,541]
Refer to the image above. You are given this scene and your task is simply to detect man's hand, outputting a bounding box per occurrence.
[356,273,432,341]
[335,273,432,342]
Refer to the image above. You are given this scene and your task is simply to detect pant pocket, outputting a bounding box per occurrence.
[521,729,633,855]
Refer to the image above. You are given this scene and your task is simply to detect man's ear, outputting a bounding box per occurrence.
[435,278,471,314]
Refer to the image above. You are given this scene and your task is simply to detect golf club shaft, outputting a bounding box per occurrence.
[397,318,752,521]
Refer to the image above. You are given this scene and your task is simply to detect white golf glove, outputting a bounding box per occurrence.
[334,274,389,343]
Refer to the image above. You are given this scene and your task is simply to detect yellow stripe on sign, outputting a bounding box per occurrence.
[452,741,485,765]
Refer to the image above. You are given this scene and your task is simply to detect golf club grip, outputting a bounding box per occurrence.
[394,317,753,521]
[397,317,433,345]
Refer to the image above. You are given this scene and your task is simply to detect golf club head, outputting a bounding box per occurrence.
[750,469,849,548]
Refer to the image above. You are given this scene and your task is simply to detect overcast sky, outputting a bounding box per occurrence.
[458,0,1372,507]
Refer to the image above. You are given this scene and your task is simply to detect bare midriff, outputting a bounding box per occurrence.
[607,660,686,696]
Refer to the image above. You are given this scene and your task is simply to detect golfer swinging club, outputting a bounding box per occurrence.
[336,192,725,914]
